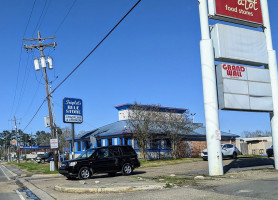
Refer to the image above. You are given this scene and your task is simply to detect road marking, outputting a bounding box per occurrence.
[16,189,26,200]
[238,189,253,193]
[0,165,11,180]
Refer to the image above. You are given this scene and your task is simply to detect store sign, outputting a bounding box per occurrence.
[63,97,83,123]
[211,23,268,66]
[216,63,273,112]
[208,0,263,27]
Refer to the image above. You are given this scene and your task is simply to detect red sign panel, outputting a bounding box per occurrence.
[212,0,263,25]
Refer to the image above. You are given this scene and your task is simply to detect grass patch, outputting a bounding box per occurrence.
[152,176,196,187]
[238,155,266,158]
[139,158,202,168]
[7,161,58,174]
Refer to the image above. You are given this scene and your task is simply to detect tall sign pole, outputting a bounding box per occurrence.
[198,0,223,176]
[63,98,83,159]
[261,0,278,169]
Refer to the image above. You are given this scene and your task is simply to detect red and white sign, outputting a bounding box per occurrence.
[209,0,263,26]
[221,64,247,80]
[50,138,58,149]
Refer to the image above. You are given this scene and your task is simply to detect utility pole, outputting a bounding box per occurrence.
[23,31,58,170]
[9,117,21,164]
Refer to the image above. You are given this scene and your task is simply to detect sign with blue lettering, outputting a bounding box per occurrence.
[63,97,83,123]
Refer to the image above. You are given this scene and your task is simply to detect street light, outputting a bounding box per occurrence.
[190,113,196,123]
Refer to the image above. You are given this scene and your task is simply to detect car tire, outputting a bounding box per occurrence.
[202,158,208,161]
[232,152,237,159]
[78,167,91,180]
[41,159,45,164]
[108,172,116,177]
[122,163,133,175]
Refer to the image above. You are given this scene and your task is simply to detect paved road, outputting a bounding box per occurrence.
[0,165,23,200]
[214,177,278,199]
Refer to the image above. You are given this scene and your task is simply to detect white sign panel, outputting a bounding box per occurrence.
[211,24,268,66]
[216,63,273,112]
[50,138,58,149]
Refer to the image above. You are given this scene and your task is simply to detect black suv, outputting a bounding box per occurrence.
[59,145,140,179]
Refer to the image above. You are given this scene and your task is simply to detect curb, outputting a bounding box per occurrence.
[54,184,165,193]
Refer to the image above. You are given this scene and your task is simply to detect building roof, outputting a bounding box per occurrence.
[78,120,239,139]
[114,103,187,114]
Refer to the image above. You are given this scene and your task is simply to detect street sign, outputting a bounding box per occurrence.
[63,97,83,123]
[208,0,263,27]
[50,138,58,149]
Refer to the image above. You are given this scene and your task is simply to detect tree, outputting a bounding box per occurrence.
[242,130,271,138]
[35,131,51,146]
[160,110,193,159]
[127,103,162,160]
[57,127,72,153]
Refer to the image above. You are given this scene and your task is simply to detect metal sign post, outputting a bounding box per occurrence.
[199,0,223,176]
[63,98,83,159]
[261,0,278,170]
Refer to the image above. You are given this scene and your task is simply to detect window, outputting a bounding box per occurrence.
[165,139,172,150]
[124,138,129,146]
[97,139,101,147]
[120,138,123,145]
[121,146,135,155]
[84,141,90,150]
[227,144,233,149]
[109,146,121,156]
[77,142,81,151]
[96,148,109,158]
[108,138,112,146]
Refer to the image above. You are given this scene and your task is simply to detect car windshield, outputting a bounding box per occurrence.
[77,149,95,159]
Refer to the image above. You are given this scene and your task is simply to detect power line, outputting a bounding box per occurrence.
[10,0,37,118]
[51,0,141,95]
[54,0,77,34]
[32,0,48,37]
[23,99,46,131]
[22,0,141,131]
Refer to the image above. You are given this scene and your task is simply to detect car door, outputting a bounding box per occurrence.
[222,144,229,156]
[91,148,114,173]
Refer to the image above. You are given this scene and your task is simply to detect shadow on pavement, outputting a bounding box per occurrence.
[223,157,274,174]
[66,171,146,181]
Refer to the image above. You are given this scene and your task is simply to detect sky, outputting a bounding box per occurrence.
[1,0,278,137]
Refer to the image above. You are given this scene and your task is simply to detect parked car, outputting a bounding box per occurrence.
[35,152,53,163]
[201,144,240,161]
[266,146,273,157]
[59,145,140,180]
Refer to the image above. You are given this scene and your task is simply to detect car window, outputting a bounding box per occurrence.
[96,148,108,159]
[77,149,95,159]
[222,144,227,149]
[227,144,233,148]
[121,146,135,155]
[109,146,121,156]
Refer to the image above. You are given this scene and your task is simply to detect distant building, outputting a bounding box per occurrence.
[67,104,239,159]
[236,137,272,155]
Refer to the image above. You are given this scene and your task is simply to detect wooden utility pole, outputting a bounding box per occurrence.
[23,31,58,170]
[9,117,20,163]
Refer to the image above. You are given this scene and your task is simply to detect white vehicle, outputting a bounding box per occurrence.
[201,144,240,161]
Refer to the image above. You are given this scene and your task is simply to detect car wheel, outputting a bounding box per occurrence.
[232,152,237,159]
[202,158,208,161]
[41,159,45,164]
[78,167,91,180]
[108,172,116,177]
[122,163,133,175]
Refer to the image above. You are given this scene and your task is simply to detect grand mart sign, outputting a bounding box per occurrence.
[208,0,263,27]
